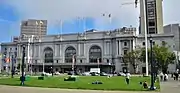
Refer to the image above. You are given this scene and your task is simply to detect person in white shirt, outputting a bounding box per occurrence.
[125,72,131,85]
[164,74,168,81]
[159,72,163,81]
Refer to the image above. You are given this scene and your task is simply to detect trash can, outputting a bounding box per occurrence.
[26,76,30,81]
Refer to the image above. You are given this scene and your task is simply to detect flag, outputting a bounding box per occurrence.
[108,14,111,18]
[108,14,112,25]
[72,55,75,70]
[5,57,10,63]
[135,0,138,8]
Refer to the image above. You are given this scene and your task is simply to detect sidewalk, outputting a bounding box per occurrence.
[160,79,180,93]
[0,85,159,93]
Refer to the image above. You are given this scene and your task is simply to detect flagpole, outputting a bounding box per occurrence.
[83,17,87,39]
[72,54,75,75]
[108,14,112,29]
[30,35,34,76]
[60,20,63,41]
[143,0,149,76]
[97,58,99,69]
[27,37,30,73]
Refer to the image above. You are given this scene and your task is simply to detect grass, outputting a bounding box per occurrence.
[0,76,160,91]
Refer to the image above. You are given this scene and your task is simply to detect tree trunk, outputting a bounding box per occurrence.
[162,66,168,74]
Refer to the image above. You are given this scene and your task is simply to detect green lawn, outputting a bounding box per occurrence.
[0,76,160,91]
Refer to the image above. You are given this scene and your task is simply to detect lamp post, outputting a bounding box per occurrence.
[20,45,26,86]
[149,35,155,90]
[51,66,53,76]
[72,54,75,75]
[97,58,100,69]
[51,51,54,76]
[11,54,14,78]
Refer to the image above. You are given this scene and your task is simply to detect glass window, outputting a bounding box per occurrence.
[89,45,102,63]
[65,46,76,63]
[124,50,128,55]
[124,42,127,46]
[44,47,53,63]
[142,42,145,46]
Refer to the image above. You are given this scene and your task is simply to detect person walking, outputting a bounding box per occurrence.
[125,72,131,85]
[159,72,164,81]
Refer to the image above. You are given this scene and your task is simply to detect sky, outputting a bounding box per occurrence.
[0,0,179,42]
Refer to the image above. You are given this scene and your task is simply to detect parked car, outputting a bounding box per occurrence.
[54,72,61,75]
[100,72,108,76]
[117,72,126,76]
[82,72,91,76]
[90,72,99,76]
[42,72,51,76]
[67,71,79,75]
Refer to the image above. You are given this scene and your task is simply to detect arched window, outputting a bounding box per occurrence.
[44,47,53,63]
[89,45,102,63]
[65,46,76,63]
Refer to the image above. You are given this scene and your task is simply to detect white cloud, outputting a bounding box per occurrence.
[4,0,139,29]
[5,0,180,31]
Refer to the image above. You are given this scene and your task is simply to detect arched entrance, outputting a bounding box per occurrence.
[44,47,53,73]
[64,46,76,72]
[89,45,102,63]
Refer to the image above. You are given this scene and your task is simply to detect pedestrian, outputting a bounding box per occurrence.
[125,72,131,85]
[159,72,163,81]
[143,81,148,89]
[174,72,179,81]
[164,73,168,81]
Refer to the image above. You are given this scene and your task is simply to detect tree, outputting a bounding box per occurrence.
[124,49,142,73]
[152,44,176,73]
[140,42,176,73]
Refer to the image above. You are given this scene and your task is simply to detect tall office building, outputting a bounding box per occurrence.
[20,19,47,37]
[139,0,163,34]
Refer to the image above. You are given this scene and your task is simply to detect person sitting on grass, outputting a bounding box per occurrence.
[143,81,148,89]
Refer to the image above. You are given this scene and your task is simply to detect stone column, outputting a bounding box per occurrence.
[104,41,107,55]
[59,44,62,57]
[129,40,132,51]
[119,40,121,55]
[78,43,80,56]
[116,40,119,55]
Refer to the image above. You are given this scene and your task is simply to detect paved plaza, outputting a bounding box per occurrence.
[0,78,179,93]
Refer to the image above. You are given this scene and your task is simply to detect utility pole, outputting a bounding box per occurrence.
[11,54,14,78]
[20,45,26,86]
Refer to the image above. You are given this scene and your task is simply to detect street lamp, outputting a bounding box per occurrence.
[20,45,26,86]
[149,35,156,90]
[71,54,75,75]
[51,66,53,76]
[11,54,14,78]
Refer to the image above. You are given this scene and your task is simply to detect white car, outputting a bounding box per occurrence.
[55,72,61,75]
[42,72,52,76]
[82,72,91,76]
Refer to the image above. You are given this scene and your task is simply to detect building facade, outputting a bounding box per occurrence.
[1,27,137,73]
[20,19,47,37]
[140,0,163,34]
[1,26,177,74]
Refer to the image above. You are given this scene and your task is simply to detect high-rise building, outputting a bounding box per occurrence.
[139,0,163,34]
[20,19,47,37]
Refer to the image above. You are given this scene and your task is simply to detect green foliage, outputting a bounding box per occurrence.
[140,42,176,72]
[124,49,142,73]
[0,76,160,91]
